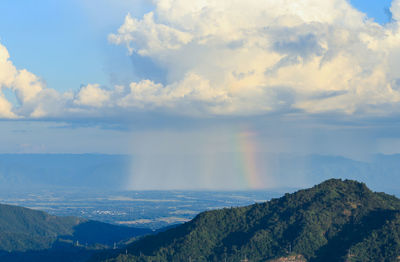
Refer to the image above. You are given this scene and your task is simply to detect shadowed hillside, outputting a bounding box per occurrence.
[0,203,152,262]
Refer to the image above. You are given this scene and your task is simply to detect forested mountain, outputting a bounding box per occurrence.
[0,203,151,262]
[94,179,400,262]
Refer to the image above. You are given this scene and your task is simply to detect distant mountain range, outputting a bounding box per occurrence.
[0,203,152,262]
[261,154,400,193]
[0,154,131,190]
[94,179,400,262]
[0,154,400,192]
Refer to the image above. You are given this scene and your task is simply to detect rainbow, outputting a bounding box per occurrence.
[236,128,266,189]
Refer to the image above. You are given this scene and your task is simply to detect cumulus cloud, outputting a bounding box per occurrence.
[109,12,193,55]
[392,0,400,21]
[2,0,400,119]
[0,42,70,119]
[0,43,40,118]
[74,84,111,108]
[107,0,400,116]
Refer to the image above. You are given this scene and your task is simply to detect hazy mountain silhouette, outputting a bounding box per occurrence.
[1,154,400,193]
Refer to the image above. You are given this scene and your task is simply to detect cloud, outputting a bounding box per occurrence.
[109,12,193,56]
[392,0,400,21]
[107,0,400,116]
[0,43,40,118]
[2,0,400,120]
[12,69,43,104]
[0,95,15,118]
[74,84,111,108]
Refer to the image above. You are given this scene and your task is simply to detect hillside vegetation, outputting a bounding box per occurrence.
[0,203,152,261]
[95,179,400,262]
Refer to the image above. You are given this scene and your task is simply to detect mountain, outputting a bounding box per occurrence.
[263,154,400,194]
[94,179,400,262]
[0,203,152,262]
[0,154,130,190]
[2,154,400,193]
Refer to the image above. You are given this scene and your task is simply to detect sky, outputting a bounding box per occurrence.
[1,0,400,189]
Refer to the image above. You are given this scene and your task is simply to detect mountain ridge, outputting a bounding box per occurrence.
[2,153,400,192]
[94,179,400,262]
[0,202,152,262]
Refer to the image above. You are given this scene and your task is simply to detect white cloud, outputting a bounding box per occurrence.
[118,74,228,114]
[108,12,193,56]
[107,0,400,116]
[12,69,44,103]
[74,84,111,108]
[0,42,75,119]
[392,0,400,21]
[0,95,16,118]
[0,43,41,118]
[2,0,400,120]
[0,44,17,87]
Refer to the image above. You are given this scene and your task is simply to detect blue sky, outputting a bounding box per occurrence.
[0,0,153,93]
[1,0,400,189]
[351,0,393,23]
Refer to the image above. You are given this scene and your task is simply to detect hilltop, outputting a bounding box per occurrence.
[94,179,400,262]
